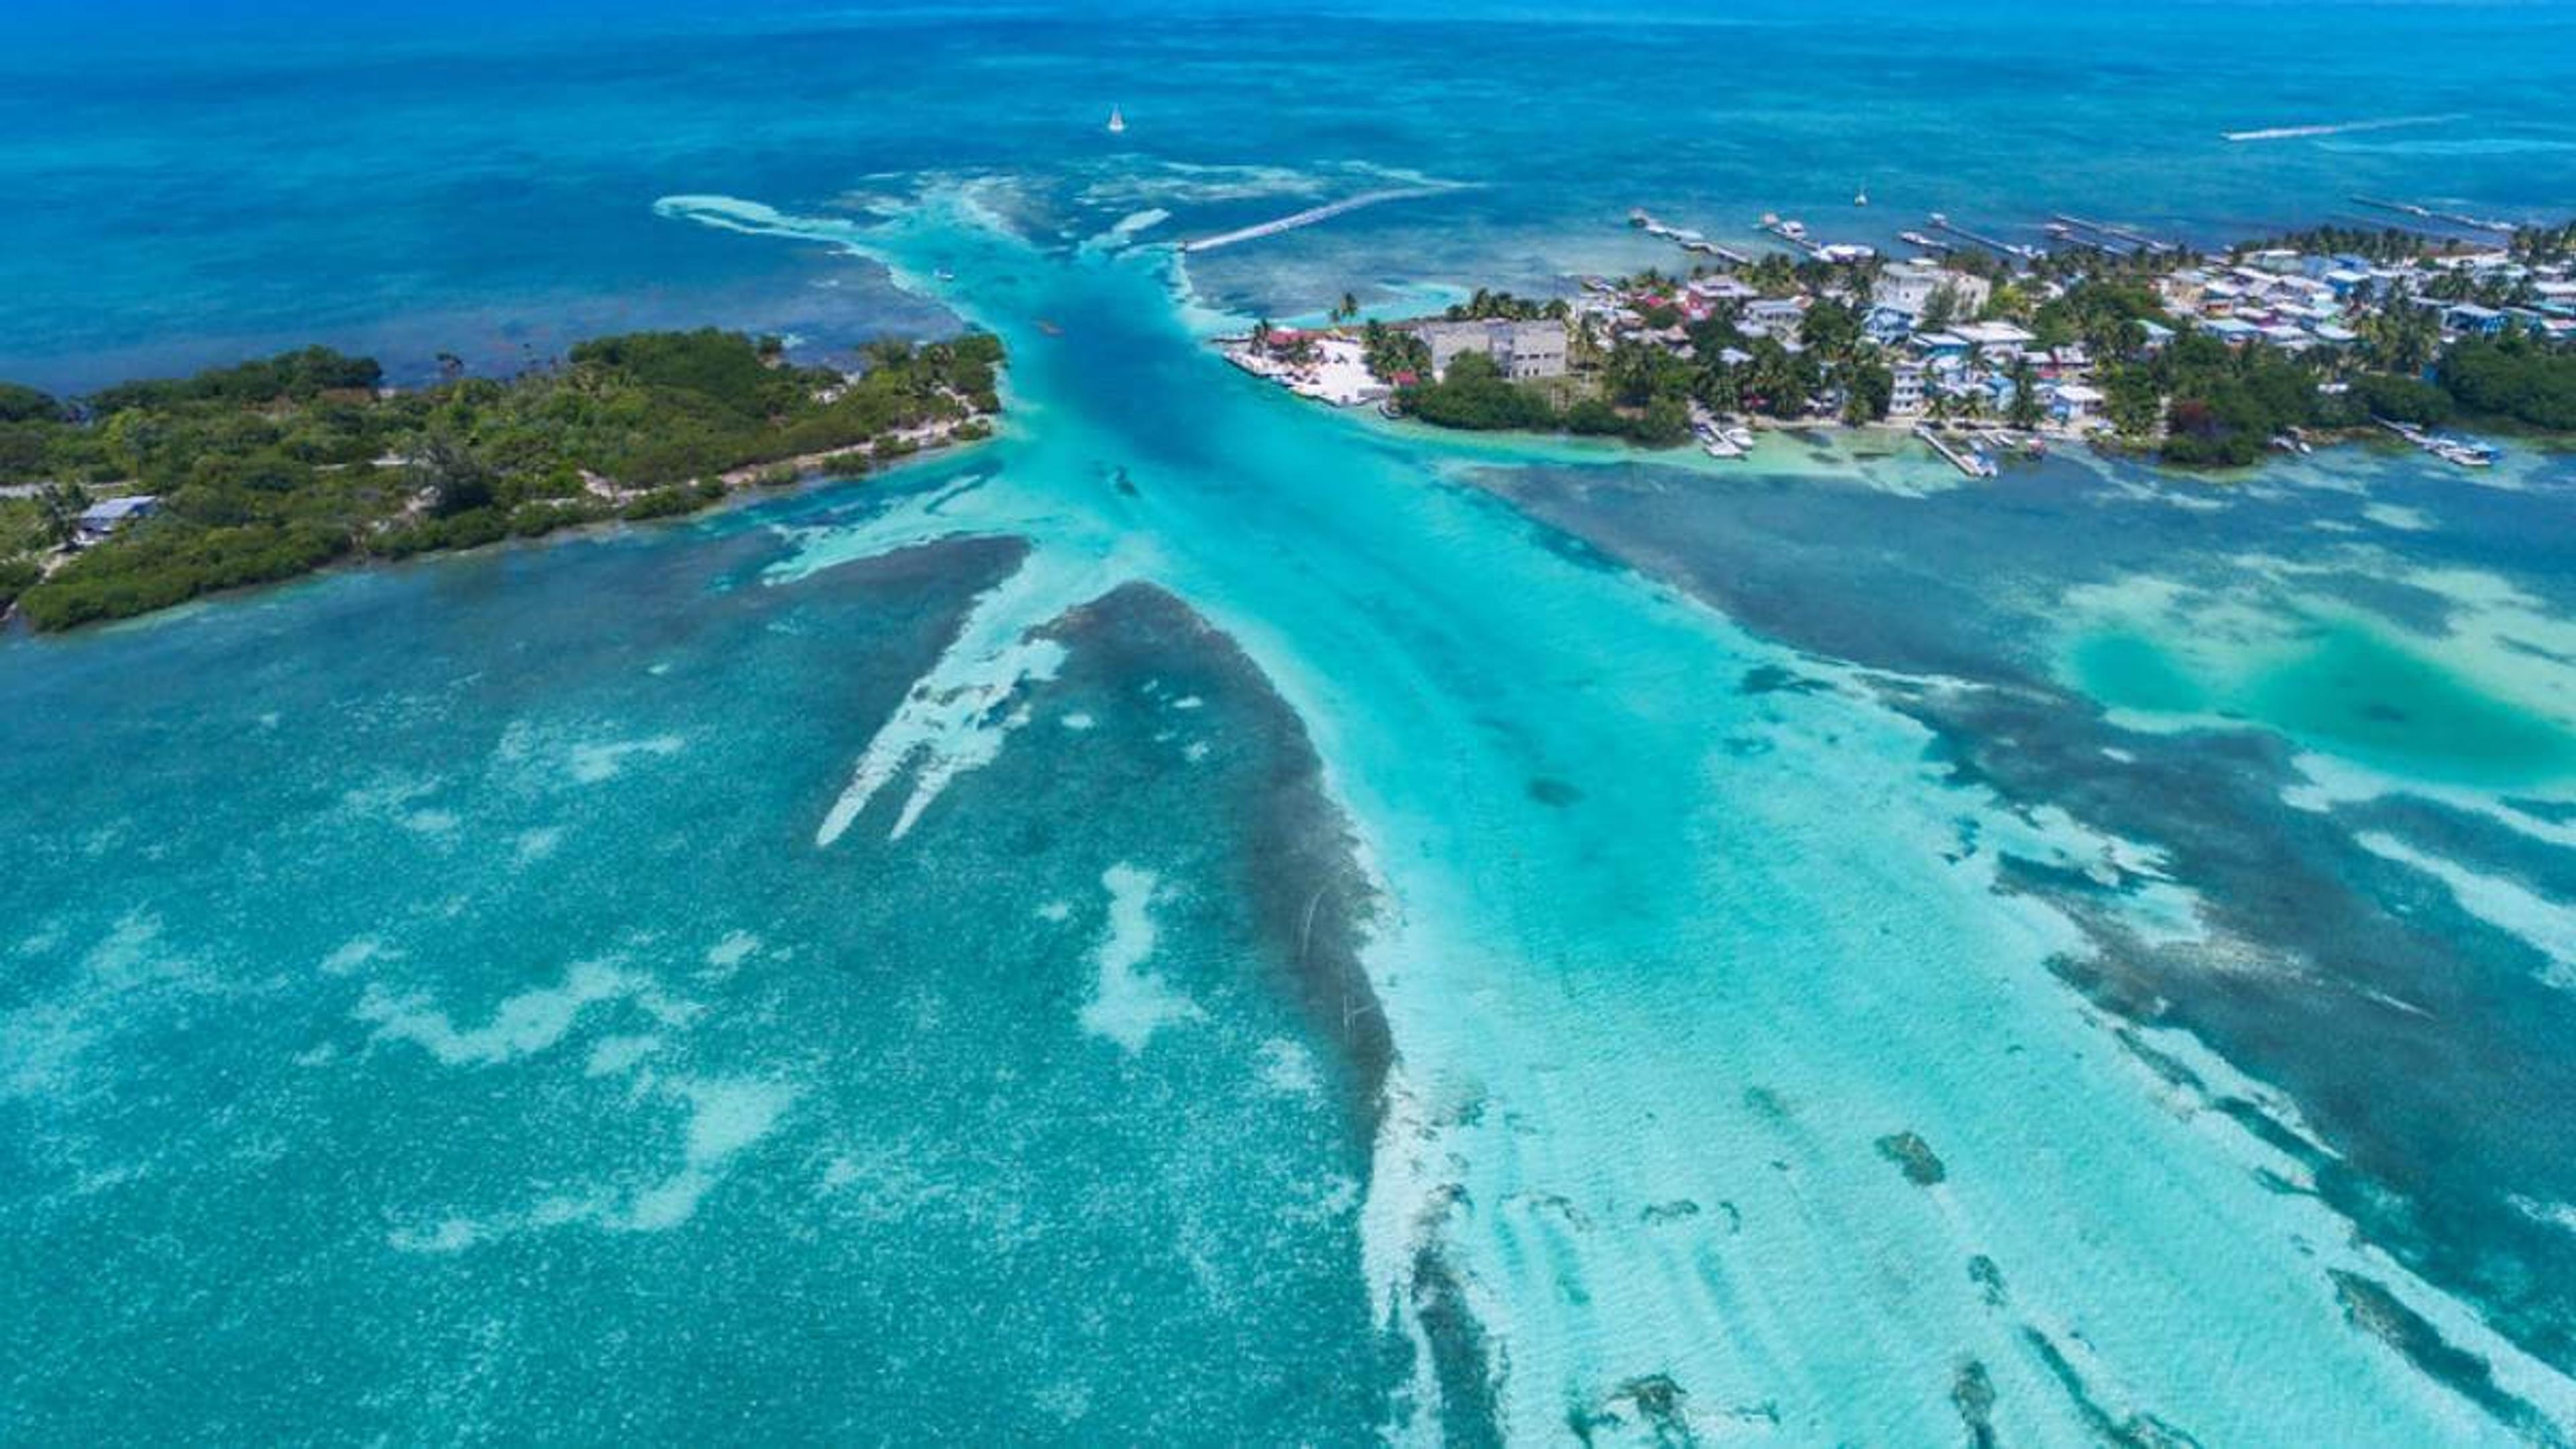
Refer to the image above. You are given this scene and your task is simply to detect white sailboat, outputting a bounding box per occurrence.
[1107,104,1126,135]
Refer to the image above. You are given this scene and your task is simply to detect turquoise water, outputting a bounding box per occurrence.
[14,4,2576,1444]
[2073,620,2576,787]
[8,1,2576,388]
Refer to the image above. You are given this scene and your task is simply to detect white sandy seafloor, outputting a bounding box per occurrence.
[659,176,2576,1444]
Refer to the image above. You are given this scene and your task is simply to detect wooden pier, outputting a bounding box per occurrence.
[1915,424,1998,478]
[1627,210,1752,266]
[2351,196,2518,237]
[1928,214,2036,263]
[2050,214,2178,255]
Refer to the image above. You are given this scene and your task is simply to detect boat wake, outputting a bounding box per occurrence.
[2222,113,2465,142]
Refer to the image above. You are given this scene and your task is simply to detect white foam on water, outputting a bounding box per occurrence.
[2363,502,2434,532]
[2222,113,2463,142]
[1059,710,1097,731]
[1076,864,1203,1053]
[1035,900,1072,923]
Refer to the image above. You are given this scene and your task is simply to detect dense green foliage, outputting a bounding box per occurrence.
[1438,289,1566,323]
[2439,332,2576,430]
[87,345,384,416]
[1358,319,1432,382]
[2,329,1003,630]
[1400,352,1687,447]
[0,557,38,614]
[2151,331,2330,466]
[2349,372,2456,428]
[0,384,59,425]
[2031,280,2165,354]
[2123,319,2574,464]
[1401,352,1564,431]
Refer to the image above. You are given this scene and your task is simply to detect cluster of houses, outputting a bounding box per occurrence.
[1570,262,2114,429]
[1223,224,2575,439]
[2153,246,2576,351]
[1570,237,2576,435]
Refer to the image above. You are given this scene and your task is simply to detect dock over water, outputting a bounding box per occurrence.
[1915,424,1998,478]
[1178,187,1452,253]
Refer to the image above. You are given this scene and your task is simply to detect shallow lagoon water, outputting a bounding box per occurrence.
[13,3,2576,1443]
[17,174,2576,1440]
[2072,618,2576,788]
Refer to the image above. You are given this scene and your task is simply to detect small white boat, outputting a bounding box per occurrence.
[1721,425,1756,451]
[1107,105,1126,135]
[1703,437,1744,459]
[1854,189,1869,207]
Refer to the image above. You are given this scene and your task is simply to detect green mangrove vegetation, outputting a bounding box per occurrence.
[0,329,1004,631]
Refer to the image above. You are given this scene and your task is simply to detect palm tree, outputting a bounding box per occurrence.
[1251,317,1273,351]
[36,482,92,549]
[1338,291,1360,324]
[2006,357,2043,431]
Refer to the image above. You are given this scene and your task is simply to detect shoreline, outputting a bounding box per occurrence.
[1217,207,2573,478]
[1,413,1000,641]
[0,329,1006,635]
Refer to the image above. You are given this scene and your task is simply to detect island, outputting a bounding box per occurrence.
[1221,215,2576,475]
[0,328,1004,631]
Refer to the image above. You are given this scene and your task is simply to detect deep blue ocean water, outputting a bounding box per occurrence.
[8,0,2576,389]
[11,3,2576,1444]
